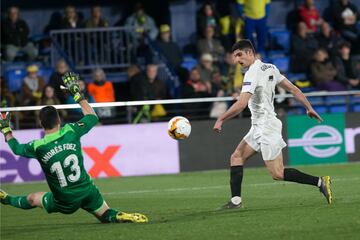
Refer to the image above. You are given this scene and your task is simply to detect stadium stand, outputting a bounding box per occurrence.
[1,0,360,128]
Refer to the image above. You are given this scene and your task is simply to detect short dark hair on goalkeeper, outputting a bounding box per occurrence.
[39,106,60,130]
[231,39,256,54]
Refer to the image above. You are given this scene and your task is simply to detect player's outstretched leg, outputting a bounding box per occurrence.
[94,201,148,223]
[0,189,46,209]
[220,140,257,210]
[264,152,333,204]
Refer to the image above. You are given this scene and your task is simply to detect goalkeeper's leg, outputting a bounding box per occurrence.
[82,185,148,223]
[92,201,148,223]
[0,189,45,210]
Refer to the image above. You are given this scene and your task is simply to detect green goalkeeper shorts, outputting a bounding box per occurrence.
[42,185,105,214]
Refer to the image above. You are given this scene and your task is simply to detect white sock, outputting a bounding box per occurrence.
[317,178,322,187]
[231,196,242,205]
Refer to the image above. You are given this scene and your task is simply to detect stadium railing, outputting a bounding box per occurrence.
[1,90,360,130]
[50,27,136,72]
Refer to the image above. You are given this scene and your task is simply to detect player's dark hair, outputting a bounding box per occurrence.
[39,106,60,130]
[231,39,256,55]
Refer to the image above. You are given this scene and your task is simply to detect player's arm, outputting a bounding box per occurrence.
[0,113,36,158]
[62,71,97,117]
[78,99,96,116]
[62,72,99,137]
[214,65,257,133]
[73,99,99,137]
[7,135,36,158]
[213,92,252,133]
[278,78,323,123]
[217,92,251,121]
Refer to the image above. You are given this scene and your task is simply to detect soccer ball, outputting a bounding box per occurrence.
[167,116,191,140]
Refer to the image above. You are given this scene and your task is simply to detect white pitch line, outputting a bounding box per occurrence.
[103,185,227,195]
[102,177,360,196]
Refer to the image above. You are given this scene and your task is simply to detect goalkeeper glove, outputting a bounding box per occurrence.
[0,112,12,136]
[62,72,84,103]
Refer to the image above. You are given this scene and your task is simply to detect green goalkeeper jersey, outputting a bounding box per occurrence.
[8,114,99,203]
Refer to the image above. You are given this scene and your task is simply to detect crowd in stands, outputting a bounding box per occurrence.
[290,0,360,91]
[1,0,360,125]
[1,6,38,61]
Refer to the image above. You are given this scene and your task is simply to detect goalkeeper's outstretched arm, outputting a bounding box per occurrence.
[78,99,97,117]
[0,113,37,158]
[62,71,97,118]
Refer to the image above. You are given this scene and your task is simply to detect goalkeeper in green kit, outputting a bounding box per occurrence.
[0,72,148,223]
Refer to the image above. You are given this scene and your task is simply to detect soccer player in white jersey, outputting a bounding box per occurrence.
[213,40,333,209]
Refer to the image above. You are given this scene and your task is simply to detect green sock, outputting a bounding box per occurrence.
[1,195,35,210]
[99,209,119,223]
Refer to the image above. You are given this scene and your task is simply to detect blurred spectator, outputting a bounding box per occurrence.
[1,6,38,61]
[125,3,159,41]
[130,64,167,121]
[209,71,228,118]
[49,59,69,103]
[145,64,167,100]
[316,22,342,56]
[298,0,323,33]
[217,1,236,51]
[286,7,301,33]
[210,71,224,97]
[127,64,149,101]
[156,24,183,70]
[182,67,211,115]
[60,6,84,62]
[88,68,115,118]
[39,85,67,118]
[127,64,150,120]
[197,26,225,63]
[290,22,319,73]
[60,5,84,29]
[0,76,16,107]
[197,2,220,37]
[183,68,211,98]
[40,85,60,105]
[82,79,95,102]
[196,53,220,83]
[21,65,45,106]
[332,0,359,51]
[237,0,270,52]
[85,6,109,64]
[309,48,345,91]
[334,41,360,89]
[221,52,244,94]
[85,6,108,28]
[44,11,63,34]
[88,68,115,102]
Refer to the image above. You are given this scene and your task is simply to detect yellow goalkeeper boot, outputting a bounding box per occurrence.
[319,176,333,204]
[0,189,8,204]
[116,212,148,223]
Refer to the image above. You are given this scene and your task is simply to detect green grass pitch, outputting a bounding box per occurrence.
[1,163,360,240]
